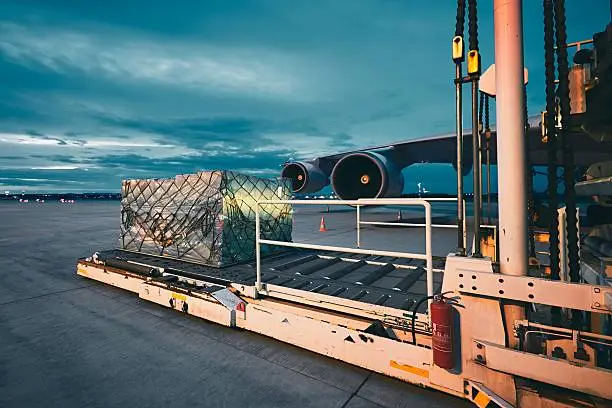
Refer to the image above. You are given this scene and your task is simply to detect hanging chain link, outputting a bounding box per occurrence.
[455,0,466,38]
[544,0,560,280]
[554,0,580,285]
[468,0,479,51]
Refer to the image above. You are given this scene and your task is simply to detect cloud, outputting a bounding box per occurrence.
[0,22,305,101]
[0,177,85,184]
[94,114,356,155]
[0,131,196,157]
[29,165,82,170]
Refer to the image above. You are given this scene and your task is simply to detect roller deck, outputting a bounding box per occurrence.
[94,249,445,313]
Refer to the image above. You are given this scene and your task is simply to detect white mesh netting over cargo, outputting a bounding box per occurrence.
[120,170,293,267]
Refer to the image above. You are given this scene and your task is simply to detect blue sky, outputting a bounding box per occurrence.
[0,1,609,193]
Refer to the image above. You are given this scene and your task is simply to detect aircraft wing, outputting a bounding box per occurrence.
[281,115,612,199]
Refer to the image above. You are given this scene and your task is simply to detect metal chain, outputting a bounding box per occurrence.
[454,0,467,255]
[455,0,466,38]
[554,0,580,284]
[468,0,482,256]
[544,0,560,280]
[468,0,479,51]
[484,94,492,224]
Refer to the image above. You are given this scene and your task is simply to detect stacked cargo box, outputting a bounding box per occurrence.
[120,170,293,267]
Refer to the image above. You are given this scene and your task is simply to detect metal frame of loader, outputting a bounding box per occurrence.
[77,197,612,407]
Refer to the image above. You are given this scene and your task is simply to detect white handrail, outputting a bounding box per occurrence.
[355,198,497,259]
[255,198,434,312]
[355,198,467,249]
[358,221,458,228]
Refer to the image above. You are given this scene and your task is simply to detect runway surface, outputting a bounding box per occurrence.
[0,201,470,408]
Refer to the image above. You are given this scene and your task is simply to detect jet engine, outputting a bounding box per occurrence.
[330,151,404,200]
[280,161,330,194]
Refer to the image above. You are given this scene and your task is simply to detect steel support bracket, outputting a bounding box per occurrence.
[592,287,612,312]
[446,269,612,315]
[255,282,268,298]
[471,339,612,401]
[472,340,488,366]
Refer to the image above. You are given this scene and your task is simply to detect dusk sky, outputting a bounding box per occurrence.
[0,1,610,193]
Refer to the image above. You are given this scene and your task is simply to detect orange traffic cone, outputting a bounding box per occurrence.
[319,216,328,232]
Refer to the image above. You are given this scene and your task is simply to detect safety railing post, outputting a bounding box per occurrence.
[356,204,361,248]
[424,202,434,314]
[463,199,468,250]
[255,204,262,293]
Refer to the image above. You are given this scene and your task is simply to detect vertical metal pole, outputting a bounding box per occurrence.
[472,79,482,257]
[424,202,434,313]
[494,0,527,348]
[479,132,483,214]
[494,225,499,262]
[255,204,262,293]
[463,199,468,249]
[356,205,361,248]
[559,208,568,281]
[456,63,466,256]
[486,141,492,224]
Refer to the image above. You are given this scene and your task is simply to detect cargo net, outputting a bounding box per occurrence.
[120,170,293,267]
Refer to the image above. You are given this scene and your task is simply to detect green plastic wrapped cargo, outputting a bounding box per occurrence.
[120,170,293,267]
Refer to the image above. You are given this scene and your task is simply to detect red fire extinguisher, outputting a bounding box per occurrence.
[431,294,454,369]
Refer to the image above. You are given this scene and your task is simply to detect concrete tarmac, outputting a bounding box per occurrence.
[0,201,470,408]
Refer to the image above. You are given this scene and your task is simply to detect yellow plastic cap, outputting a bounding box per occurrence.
[467,50,480,75]
[452,36,464,62]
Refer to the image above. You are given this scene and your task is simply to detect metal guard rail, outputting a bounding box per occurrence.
[255,198,435,312]
[355,197,497,261]
[355,197,467,249]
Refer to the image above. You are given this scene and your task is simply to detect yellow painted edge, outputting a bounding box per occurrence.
[474,391,491,408]
[172,293,187,301]
[389,360,429,378]
[77,267,89,277]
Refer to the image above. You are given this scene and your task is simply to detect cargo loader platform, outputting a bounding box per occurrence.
[77,198,612,408]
